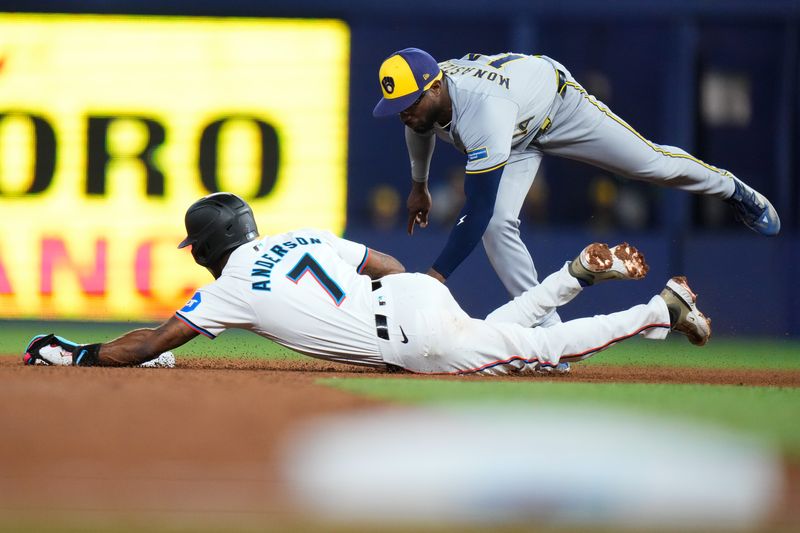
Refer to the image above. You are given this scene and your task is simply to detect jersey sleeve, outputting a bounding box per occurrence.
[405,126,436,182]
[431,166,503,278]
[174,281,253,339]
[460,95,518,174]
[316,230,370,273]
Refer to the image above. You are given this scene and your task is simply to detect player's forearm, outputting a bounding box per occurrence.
[431,207,493,279]
[90,316,197,367]
[97,328,166,366]
[362,249,406,279]
[431,168,503,279]
[405,126,435,182]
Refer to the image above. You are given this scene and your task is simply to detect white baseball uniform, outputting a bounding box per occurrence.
[174,229,672,375]
[407,52,738,326]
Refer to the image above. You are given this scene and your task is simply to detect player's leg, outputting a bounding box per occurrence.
[485,262,580,326]
[481,150,561,326]
[538,80,779,235]
[405,295,668,375]
[558,276,711,364]
[486,242,648,326]
[540,82,733,196]
[395,276,709,376]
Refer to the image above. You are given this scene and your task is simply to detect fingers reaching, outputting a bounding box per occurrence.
[407,212,417,235]
[407,211,428,235]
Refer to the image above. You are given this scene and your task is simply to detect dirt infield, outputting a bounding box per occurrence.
[0,356,383,526]
[1,355,798,528]
[178,356,800,387]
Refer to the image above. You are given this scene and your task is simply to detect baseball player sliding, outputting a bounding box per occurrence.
[24,193,710,375]
[373,48,780,334]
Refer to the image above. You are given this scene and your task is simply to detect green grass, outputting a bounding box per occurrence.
[172,329,303,359]
[8,321,143,353]
[3,320,799,368]
[2,320,302,360]
[322,377,800,456]
[579,336,800,370]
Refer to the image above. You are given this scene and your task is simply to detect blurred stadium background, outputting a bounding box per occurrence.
[0,0,797,334]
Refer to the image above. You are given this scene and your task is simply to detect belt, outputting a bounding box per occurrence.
[534,69,567,140]
[372,280,390,340]
[375,314,389,340]
[371,282,409,372]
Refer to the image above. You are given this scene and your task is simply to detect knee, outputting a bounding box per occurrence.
[484,214,520,243]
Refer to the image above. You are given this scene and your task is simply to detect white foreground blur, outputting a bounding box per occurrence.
[282,405,782,530]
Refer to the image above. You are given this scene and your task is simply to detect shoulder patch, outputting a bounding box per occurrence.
[181,292,202,312]
[467,146,489,162]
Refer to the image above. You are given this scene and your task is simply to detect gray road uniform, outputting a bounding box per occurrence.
[173,229,674,375]
[407,53,736,325]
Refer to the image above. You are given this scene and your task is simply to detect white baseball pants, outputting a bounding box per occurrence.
[373,267,671,376]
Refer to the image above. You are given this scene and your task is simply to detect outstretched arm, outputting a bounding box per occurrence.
[428,95,516,280]
[429,166,504,281]
[97,316,198,366]
[26,316,198,367]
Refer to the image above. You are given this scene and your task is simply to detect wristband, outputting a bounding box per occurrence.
[73,343,102,366]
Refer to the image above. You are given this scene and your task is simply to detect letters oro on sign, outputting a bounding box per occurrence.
[0,13,350,320]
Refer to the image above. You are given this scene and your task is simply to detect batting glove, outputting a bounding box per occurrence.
[23,334,101,366]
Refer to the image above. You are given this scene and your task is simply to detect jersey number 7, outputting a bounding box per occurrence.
[286,253,346,306]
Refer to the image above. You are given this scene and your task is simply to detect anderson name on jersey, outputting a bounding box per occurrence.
[174,229,386,368]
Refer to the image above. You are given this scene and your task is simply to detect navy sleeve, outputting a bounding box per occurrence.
[431,167,503,279]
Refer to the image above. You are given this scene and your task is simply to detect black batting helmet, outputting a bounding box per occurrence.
[178,192,259,267]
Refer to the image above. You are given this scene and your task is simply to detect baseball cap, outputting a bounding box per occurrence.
[372,48,443,118]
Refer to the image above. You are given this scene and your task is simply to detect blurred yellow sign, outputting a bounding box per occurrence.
[0,13,350,320]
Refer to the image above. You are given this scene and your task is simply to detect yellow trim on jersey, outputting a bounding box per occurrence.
[539,117,552,135]
[563,81,732,177]
[465,160,508,174]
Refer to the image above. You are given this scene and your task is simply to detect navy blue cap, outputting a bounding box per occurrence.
[373,48,443,118]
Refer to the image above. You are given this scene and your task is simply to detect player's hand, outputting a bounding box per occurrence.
[23,334,77,366]
[407,182,432,235]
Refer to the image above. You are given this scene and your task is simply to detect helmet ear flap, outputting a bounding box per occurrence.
[190,238,211,266]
